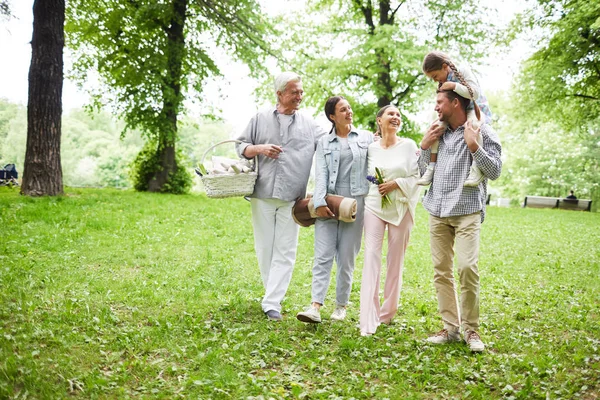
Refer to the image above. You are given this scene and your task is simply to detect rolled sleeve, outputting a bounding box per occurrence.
[313,140,328,208]
[418,147,432,175]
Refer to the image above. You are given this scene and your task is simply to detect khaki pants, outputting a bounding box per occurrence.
[429,212,481,332]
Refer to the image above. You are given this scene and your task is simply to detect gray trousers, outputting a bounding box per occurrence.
[311,193,365,306]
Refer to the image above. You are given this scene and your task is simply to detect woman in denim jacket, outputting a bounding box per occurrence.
[297,96,373,323]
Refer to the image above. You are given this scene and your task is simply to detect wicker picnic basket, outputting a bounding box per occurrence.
[199,139,258,199]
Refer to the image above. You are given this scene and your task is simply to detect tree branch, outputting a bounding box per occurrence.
[389,1,405,23]
[352,0,375,34]
[565,94,600,101]
[392,74,421,103]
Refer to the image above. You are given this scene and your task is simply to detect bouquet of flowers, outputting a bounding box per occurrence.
[366,167,392,208]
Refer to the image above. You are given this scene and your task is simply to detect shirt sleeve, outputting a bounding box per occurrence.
[236,114,257,159]
[472,125,502,180]
[313,138,329,209]
[453,64,481,101]
[417,146,431,175]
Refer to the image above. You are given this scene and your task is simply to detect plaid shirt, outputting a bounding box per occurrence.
[418,124,502,222]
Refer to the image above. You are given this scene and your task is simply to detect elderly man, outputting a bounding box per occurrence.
[418,89,502,352]
[237,72,326,321]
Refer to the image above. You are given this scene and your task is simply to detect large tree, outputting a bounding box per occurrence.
[66,0,273,193]
[277,0,498,133]
[513,0,600,132]
[21,0,65,196]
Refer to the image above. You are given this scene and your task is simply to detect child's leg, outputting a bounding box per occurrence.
[417,121,445,185]
[430,139,439,163]
[467,109,481,129]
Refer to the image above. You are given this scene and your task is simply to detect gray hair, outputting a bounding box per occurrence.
[274,72,301,96]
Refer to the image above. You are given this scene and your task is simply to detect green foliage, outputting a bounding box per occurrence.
[0,188,598,398]
[273,0,500,133]
[65,0,273,192]
[130,141,192,194]
[0,99,234,189]
[512,0,600,132]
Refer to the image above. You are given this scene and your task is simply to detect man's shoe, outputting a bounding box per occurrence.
[426,328,461,344]
[465,330,485,352]
[417,165,435,186]
[464,165,485,187]
[296,305,321,323]
[330,306,347,321]
[265,310,283,322]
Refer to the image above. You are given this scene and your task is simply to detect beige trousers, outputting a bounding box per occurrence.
[429,212,481,332]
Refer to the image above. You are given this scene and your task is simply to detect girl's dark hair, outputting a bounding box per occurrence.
[324,96,345,133]
[423,51,481,121]
[375,105,399,136]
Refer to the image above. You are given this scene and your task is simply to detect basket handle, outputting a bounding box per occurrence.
[200,139,258,175]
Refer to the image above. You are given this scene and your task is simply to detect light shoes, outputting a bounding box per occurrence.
[330,306,347,321]
[426,328,462,344]
[465,330,485,352]
[265,310,283,322]
[464,165,485,187]
[426,328,485,352]
[296,305,321,323]
[417,165,435,186]
[418,162,485,187]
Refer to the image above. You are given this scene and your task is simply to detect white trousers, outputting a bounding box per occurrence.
[251,198,300,313]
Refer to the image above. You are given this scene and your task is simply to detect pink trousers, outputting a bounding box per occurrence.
[359,210,414,335]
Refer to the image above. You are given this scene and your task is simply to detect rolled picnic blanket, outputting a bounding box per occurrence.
[292,195,357,227]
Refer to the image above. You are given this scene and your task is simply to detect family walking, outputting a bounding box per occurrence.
[236,51,502,353]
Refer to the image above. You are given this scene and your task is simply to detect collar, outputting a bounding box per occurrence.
[273,105,297,118]
[327,126,358,142]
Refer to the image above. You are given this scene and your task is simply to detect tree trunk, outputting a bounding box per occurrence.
[148,0,188,192]
[376,0,392,108]
[21,0,64,196]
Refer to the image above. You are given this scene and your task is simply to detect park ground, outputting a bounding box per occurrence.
[0,187,598,399]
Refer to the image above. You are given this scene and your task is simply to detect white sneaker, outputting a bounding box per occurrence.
[426,328,461,344]
[330,306,347,321]
[464,165,485,187]
[417,165,435,186]
[296,305,321,323]
[465,330,485,352]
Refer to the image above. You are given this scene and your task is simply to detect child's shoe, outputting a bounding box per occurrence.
[464,165,485,187]
[417,165,435,186]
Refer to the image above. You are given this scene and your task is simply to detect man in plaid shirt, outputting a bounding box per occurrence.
[418,89,502,352]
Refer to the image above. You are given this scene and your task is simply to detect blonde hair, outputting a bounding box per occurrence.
[423,51,481,121]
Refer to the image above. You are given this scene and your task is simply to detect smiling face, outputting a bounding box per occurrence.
[434,91,453,123]
[277,80,304,113]
[425,63,450,83]
[377,106,401,133]
[329,99,353,127]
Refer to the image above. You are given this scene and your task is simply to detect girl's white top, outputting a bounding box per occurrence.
[365,138,421,226]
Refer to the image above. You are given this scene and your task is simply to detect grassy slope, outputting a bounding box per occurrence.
[0,187,598,399]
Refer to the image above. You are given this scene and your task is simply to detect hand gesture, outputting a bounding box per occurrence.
[439,82,456,91]
[261,144,283,159]
[463,121,481,152]
[378,181,399,196]
[420,122,445,150]
[316,206,335,218]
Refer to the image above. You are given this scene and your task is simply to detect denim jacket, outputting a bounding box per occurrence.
[313,128,374,209]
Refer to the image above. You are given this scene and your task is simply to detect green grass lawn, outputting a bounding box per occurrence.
[1,187,598,399]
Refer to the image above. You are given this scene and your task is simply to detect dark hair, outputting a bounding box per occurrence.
[324,96,345,133]
[437,89,470,114]
[375,104,399,136]
[423,51,481,121]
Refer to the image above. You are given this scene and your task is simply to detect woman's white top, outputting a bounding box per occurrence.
[365,138,421,226]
